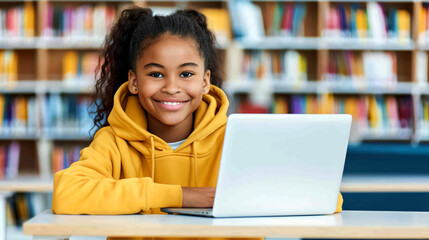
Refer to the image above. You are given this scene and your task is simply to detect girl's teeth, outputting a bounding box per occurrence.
[161,101,182,105]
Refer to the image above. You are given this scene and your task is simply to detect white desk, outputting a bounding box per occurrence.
[23,210,429,239]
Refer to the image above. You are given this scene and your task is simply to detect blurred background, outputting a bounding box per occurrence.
[0,0,429,239]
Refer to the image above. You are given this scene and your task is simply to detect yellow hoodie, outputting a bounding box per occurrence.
[52,81,343,239]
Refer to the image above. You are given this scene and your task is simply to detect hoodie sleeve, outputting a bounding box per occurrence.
[51,128,183,214]
[334,193,343,213]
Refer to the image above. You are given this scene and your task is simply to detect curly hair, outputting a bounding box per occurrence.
[91,7,224,132]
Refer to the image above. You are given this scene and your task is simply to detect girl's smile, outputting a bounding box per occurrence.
[154,99,190,111]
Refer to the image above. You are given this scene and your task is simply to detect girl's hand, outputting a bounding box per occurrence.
[181,187,216,208]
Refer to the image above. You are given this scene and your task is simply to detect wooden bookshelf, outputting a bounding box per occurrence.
[225,0,429,145]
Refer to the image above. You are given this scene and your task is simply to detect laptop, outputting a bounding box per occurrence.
[161,114,352,217]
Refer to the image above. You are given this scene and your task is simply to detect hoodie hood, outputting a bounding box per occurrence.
[108,81,229,149]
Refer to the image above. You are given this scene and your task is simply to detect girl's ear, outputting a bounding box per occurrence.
[128,70,138,94]
[203,69,211,94]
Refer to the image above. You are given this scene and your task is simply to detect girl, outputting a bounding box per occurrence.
[52,6,343,240]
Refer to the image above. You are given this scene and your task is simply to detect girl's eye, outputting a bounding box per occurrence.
[149,72,164,78]
[180,72,193,78]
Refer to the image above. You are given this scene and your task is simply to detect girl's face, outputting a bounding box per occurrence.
[128,34,211,129]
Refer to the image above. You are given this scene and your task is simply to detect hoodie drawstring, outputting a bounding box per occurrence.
[192,141,198,187]
[150,136,155,181]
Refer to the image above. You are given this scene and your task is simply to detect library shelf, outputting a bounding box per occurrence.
[42,134,92,141]
[359,128,414,141]
[420,85,429,95]
[0,80,94,94]
[0,132,92,141]
[341,175,429,192]
[0,134,39,141]
[322,39,415,51]
[225,81,419,95]
[323,82,415,94]
[37,37,104,50]
[0,177,52,193]
[235,37,415,51]
[237,37,320,50]
[0,37,104,50]
[0,38,38,50]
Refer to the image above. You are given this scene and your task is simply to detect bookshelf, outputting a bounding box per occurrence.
[0,0,429,238]
[226,0,429,144]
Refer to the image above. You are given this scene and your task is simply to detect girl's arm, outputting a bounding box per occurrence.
[51,128,182,215]
[334,193,343,213]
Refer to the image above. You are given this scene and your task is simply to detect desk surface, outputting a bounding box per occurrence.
[23,210,429,238]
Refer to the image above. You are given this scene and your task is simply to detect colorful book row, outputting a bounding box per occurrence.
[269,2,307,37]
[62,51,98,84]
[242,50,307,83]
[42,3,117,38]
[325,51,397,86]
[41,94,95,137]
[0,95,36,136]
[0,2,35,38]
[0,142,20,180]
[7,193,45,226]
[229,0,265,39]
[52,145,83,174]
[238,94,413,134]
[324,2,410,42]
[418,3,429,43]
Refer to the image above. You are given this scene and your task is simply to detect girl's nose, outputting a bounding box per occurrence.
[162,77,181,94]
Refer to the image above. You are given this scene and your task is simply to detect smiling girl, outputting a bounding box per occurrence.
[51,7,343,240]
[52,7,226,218]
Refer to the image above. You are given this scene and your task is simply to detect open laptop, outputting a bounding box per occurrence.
[161,114,352,217]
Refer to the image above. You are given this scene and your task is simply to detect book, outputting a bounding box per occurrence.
[237,99,269,113]
[62,51,79,82]
[367,2,387,41]
[228,0,265,39]
[386,96,400,131]
[270,2,284,36]
[368,95,381,129]
[398,96,412,129]
[0,146,6,180]
[416,52,428,85]
[419,7,427,43]
[43,3,117,38]
[355,8,367,38]
[273,96,288,114]
[397,9,410,42]
[23,2,34,37]
[6,141,20,179]
[200,8,231,43]
[42,94,93,136]
[4,50,18,83]
[292,3,306,36]
[0,94,4,128]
